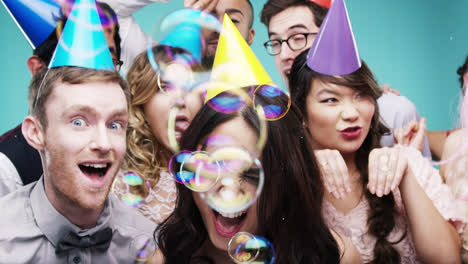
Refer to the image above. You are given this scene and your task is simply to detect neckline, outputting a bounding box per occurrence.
[324,195,366,217]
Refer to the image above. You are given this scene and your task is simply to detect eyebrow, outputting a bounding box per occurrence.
[63,105,127,119]
[316,88,340,97]
[63,105,97,116]
[268,24,310,37]
[109,110,129,120]
[225,8,245,18]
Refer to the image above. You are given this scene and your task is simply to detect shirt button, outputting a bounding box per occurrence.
[73,256,81,264]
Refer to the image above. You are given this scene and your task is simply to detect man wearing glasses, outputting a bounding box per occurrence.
[261,1,326,88]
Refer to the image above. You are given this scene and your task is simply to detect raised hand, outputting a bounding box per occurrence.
[393,118,426,152]
[380,83,401,96]
[184,0,219,12]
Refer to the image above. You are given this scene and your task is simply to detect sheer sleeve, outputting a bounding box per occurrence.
[140,171,177,224]
[402,145,467,232]
[112,170,177,224]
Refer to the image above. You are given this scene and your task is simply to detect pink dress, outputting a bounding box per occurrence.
[322,146,466,263]
[442,150,468,262]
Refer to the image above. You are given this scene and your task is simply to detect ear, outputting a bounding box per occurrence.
[26,55,46,75]
[247,28,255,46]
[22,116,45,151]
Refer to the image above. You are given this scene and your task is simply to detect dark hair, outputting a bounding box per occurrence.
[33,1,121,64]
[289,50,404,264]
[261,0,328,29]
[457,55,468,89]
[156,98,341,263]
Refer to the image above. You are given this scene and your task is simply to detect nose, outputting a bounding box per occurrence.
[174,93,187,108]
[90,125,112,154]
[216,176,242,202]
[279,41,295,61]
[341,102,359,121]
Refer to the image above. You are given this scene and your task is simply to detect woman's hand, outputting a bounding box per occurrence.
[314,149,351,199]
[184,0,219,12]
[368,146,408,197]
[393,118,426,152]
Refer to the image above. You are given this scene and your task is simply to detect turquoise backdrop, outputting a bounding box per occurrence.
[0,0,467,134]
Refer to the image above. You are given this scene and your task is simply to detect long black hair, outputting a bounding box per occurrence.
[156,95,341,263]
[290,49,403,264]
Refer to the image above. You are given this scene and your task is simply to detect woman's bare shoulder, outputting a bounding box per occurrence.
[145,249,164,264]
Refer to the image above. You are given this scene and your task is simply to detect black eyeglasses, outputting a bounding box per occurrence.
[112,59,124,71]
[263,32,318,56]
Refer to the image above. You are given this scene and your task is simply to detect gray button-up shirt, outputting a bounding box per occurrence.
[0,177,157,264]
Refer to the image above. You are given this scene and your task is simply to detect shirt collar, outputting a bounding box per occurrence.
[30,177,114,247]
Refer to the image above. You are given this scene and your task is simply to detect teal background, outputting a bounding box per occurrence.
[1,0,467,134]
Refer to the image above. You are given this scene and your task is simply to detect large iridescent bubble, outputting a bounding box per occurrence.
[174,150,221,192]
[112,172,152,208]
[170,131,265,214]
[148,8,221,86]
[253,85,291,121]
[198,146,264,214]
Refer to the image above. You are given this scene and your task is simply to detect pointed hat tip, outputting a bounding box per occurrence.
[205,14,274,101]
[310,0,332,8]
[306,0,361,75]
[49,0,114,70]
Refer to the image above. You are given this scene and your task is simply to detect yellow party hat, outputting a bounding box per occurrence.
[205,15,274,102]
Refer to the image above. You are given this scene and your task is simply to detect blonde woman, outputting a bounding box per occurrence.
[112,45,205,223]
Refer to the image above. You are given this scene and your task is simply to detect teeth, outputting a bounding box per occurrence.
[82,163,107,168]
[218,211,246,219]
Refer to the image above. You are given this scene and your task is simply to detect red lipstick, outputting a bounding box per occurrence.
[340,126,362,139]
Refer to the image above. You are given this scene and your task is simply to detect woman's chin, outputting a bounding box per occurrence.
[207,232,230,251]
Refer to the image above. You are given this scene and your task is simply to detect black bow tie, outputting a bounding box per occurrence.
[55,227,113,255]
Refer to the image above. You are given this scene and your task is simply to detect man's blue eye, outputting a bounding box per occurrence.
[72,119,85,126]
[109,122,122,130]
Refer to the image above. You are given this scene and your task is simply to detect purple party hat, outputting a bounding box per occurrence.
[306,0,361,75]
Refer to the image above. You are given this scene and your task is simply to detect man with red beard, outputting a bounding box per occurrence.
[0,2,123,198]
[0,66,156,263]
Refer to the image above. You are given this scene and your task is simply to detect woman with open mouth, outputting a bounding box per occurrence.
[111,45,206,224]
[289,49,464,263]
[149,96,362,263]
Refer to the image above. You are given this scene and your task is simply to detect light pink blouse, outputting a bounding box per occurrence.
[323,146,466,263]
